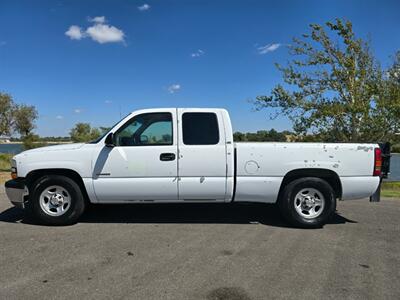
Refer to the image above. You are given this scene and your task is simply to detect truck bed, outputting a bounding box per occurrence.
[233,142,380,203]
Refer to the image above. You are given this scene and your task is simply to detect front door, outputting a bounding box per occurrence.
[177,109,227,201]
[93,109,178,202]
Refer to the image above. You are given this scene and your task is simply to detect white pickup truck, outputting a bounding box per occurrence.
[5,108,386,228]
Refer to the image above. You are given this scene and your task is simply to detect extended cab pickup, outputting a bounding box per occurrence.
[4,108,387,227]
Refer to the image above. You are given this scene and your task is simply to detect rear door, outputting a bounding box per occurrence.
[177,109,227,200]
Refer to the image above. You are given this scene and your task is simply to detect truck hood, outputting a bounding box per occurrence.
[19,143,85,155]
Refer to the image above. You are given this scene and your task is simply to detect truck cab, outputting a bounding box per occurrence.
[92,108,234,202]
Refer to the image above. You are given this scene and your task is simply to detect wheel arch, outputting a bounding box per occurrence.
[25,168,90,203]
[277,168,342,201]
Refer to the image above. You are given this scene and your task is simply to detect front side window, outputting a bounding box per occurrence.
[182,112,219,145]
[114,113,173,146]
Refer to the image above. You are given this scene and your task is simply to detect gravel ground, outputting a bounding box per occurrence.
[0,186,399,300]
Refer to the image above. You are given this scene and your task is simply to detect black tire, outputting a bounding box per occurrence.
[279,177,336,228]
[29,175,86,225]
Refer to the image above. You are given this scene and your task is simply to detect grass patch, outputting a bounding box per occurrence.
[0,153,12,172]
[0,172,9,184]
[381,181,400,198]
[0,153,12,184]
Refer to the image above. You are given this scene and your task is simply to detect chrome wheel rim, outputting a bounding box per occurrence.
[294,188,325,219]
[39,185,71,216]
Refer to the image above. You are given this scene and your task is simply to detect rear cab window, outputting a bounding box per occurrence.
[182,112,219,145]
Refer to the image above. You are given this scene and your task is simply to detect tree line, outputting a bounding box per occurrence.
[233,129,293,142]
[70,125,294,143]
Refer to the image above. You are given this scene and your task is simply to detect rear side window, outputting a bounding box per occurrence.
[182,112,219,145]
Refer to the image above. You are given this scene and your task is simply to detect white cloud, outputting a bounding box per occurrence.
[66,17,125,44]
[167,84,181,94]
[74,108,83,114]
[56,115,64,120]
[191,49,204,58]
[257,43,281,54]
[89,16,106,23]
[65,25,84,40]
[138,4,150,11]
[86,23,125,44]
[104,100,112,104]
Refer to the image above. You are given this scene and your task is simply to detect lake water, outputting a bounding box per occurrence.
[0,143,23,154]
[1,143,399,181]
[389,153,400,181]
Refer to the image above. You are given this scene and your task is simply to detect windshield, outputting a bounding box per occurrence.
[89,113,131,144]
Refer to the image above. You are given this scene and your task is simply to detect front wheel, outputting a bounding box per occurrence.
[29,175,86,225]
[279,177,336,228]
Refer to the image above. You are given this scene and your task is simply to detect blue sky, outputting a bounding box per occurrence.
[0,0,399,136]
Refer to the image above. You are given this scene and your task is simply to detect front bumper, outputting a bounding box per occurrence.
[4,179,29,209]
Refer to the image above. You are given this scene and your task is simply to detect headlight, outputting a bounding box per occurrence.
[11,159,17,168]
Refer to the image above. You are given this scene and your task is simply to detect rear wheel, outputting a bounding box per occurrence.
[279,177,336,228]
[29,175,86,225]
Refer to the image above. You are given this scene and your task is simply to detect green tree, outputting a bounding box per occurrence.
[370,51,400,143]
[22,134,47,150]
[254,18,392,142]
[233,132,246,141]
[70,123,101,142]
[0,93,16,136]
[13,104,38,136]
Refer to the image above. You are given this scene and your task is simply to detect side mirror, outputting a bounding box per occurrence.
[105,133,115,147]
